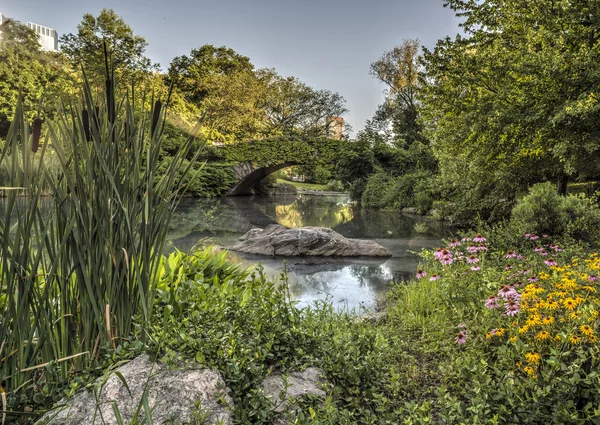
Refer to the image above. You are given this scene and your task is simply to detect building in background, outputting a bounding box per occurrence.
[326,116,344,140]
[0,11,58,52]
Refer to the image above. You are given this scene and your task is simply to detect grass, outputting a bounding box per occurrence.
[277,178,329,191]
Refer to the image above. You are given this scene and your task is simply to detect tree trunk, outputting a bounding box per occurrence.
[556,173,569,196]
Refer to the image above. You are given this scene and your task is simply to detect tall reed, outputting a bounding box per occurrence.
[0,73,203,400]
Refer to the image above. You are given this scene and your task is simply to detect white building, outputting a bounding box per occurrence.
[0,11,58,52]
[26,21,58,52]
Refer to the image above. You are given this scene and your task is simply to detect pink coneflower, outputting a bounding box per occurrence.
[485,295,499,309]
[554,245,563,253]
[588,275,598,282]
[517,255,526,260]
[498,285,517,299]
[449,238,461,248]
[544,258,557,267]
[416,269,427,279]
[441,255,453,266]
[504,305,520,316]
[528,276,539,283]
[477,244,488,252]
[471,265,481,272]
[461,237,471,242]
[455,330,467,345]
[530,234,539,241]
[434,248,443,260]
[539,250,548,257]
[430,274,441,281]
[467,255,479,264]
[525,233,531,238]
[467,244,478,253]
[534,246,544,252]
[519,269,530,275]
[473,233,486,243]
[504,264,513,271]
[505,250,517,259]
[542,234,549,238]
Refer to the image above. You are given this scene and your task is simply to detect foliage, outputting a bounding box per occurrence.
[60,9,157,86]
[511,182,600,246]
[361,171,434,211]
[0,19,74,137]
[0,72,201,417]
[421,0,600,202]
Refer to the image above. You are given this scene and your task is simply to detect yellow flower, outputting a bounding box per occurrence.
[525,352,541,365]
[535,331,551,341]
[509,336,517,343]
[569,335,582,345]
[587,334,597,343]
[495,328,505,337]
[523,365,536,377]
[563,298,577,310]
[539,272,550,280]
[526,315,541,327]
[580,325,595,337]
[542,316,555,325]
[582,286,596,293]
[518,325,529,334]
[554,334,562,342]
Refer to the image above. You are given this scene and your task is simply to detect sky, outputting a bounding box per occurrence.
[1,0,462,135]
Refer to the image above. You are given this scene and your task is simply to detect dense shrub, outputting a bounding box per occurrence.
[361,170,433,211]
[361,171,393,208]
[511,182,600,246]
[155,158,236,197]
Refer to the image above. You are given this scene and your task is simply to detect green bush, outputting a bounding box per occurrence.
[511,182,600,246]
[361,171,393,208]
[155,159,236,197]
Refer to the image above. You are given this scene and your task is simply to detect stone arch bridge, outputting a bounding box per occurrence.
[216,137,343,196]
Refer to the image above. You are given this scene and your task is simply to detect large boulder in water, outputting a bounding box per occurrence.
[36,355,233,425]
[231,224,391,257]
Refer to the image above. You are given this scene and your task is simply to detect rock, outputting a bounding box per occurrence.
[36,355,233,425]
[261,368,326,414]
[232,224,391,257]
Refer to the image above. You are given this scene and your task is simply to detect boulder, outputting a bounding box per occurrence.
[36,355,233,425]
[232,224,391,257]
[261,368,326,415]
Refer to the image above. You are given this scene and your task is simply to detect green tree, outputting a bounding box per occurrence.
[421,0,600,197]
[0,19,72,137]
[60,9,156,86]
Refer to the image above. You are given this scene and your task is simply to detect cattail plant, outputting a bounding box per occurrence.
[0,68,203,410]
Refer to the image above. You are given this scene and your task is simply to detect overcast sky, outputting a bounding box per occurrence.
[2,0,462,135]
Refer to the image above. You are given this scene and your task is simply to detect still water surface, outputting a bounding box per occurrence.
[167,195,450,311]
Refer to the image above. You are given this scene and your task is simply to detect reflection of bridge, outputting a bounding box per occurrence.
[217,137,342,196]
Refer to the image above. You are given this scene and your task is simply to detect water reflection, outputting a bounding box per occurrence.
[166,195,451,312]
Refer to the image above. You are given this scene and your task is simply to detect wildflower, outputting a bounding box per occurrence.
[434,248,443,260]
[535,331,551,341]
[449,238,461,248]
[430,274,441,281]
[455,330,467,345]
[528,276,539,283]
[569,335,582,345]
[486,332,494,339]
[498,285,517,299]
[541,316,554,325]
[588,275,598,282]
[467,255,479,264]
[494,328,505,336]
[416,269,427,279]
[582,285,596,293]
[530,234,539,240]
[525,233,531,238]
[523,366,535,377]
[477,244,488,252]
[534,246,544,252]
[505,250,517,258]
[544,258,558,267]
[461,237,471,242]
[473,233,486,243]
[504,264,513,271]
[517,255,526,260]
[505,304,520,316]
[440,255,453,266]
[580,325,594,337]
[509,336,517,343]
[471,265,481,272]
[539,249,548,257]
[467,244,478,253]
[518,325,529,334]
[563,298,577,310]
[554,245,563,252]
[542,234,549,238]
[485,295,499,309]
[525,352,541,365]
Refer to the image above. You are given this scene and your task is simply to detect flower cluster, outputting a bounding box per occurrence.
[485,246,600,378]
[418,234,490,280]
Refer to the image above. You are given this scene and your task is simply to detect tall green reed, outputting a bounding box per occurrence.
[0,72,203,400]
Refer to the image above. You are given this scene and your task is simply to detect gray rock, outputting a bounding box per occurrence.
[37,355,233,425]
[261,368,326,413]
[232,225,391,257]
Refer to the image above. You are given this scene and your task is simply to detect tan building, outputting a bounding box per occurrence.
[327,116,344,140]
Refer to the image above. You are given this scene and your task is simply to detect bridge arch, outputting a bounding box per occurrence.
[228,162,298,196]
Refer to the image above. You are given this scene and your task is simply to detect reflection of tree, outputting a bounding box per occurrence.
[348,264,394,293]
[263,196,354,228]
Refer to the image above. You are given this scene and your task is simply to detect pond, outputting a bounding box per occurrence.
[167,194,451,312]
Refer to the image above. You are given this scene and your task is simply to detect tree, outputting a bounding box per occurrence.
[0,19,72,137]
[421,0,600,196]
[60,9,156,86]
[263,72,349,138]
[370,39,424,147]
